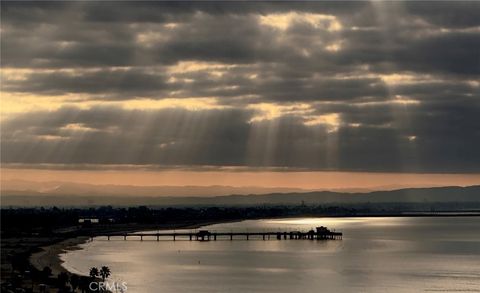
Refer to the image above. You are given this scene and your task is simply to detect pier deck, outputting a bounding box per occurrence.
[96,226,342,241]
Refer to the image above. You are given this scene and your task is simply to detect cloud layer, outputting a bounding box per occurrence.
[1,1,479,172]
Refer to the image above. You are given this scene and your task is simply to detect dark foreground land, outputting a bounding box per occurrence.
[2,204,479,292]
[1,209,232,293]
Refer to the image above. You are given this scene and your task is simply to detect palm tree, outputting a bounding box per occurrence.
[89,267,99,279]
[99,266,111,281]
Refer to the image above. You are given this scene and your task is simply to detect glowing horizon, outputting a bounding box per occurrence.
[2,168,480,191]
[1,2,479,184]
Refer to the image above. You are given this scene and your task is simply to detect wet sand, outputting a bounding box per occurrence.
[30,236,91,277]
[28,220,236,277]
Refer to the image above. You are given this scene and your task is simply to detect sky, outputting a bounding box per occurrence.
[1,1,479,189]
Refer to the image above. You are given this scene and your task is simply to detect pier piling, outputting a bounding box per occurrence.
[101,226,342,242]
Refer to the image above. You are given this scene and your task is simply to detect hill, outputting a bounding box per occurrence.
[1,185,479,207]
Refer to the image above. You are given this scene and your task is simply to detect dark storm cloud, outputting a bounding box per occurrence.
[393,32,480,76]
[404,1,480,28]
[1,1,367,23]
[2,1,479,73]
[1,106,253,166]
[1,66,392,102]
[335,30,480,76]
[387,81,479,107]
[251,77,390,102]
[154,15,286,65]
[2,69,169,98]
[2,104,479,172]
[1,1,479,172]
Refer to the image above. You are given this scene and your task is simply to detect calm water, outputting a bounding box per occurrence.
[61,217,480,293]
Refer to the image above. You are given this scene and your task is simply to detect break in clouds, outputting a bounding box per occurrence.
[1,1,479,172]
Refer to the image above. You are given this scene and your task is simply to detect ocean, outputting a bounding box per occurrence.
[61,217,480,293]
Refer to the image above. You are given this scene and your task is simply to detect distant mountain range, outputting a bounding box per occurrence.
[1,179,314,197]
[0,179,445,197]
[1,182,479,207]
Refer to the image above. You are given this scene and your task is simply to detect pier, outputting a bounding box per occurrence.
[97,226,342,241]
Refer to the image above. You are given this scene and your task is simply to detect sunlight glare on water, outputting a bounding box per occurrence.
[61,217,480,293]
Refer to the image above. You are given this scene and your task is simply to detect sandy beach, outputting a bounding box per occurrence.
[29,236,91,277]
[27,220,233,277]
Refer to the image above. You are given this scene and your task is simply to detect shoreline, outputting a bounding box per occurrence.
[27,213,480,278]
[28,219,240,277]
[30,236,91,277]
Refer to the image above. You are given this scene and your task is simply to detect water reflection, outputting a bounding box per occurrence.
[61,217,480,293]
